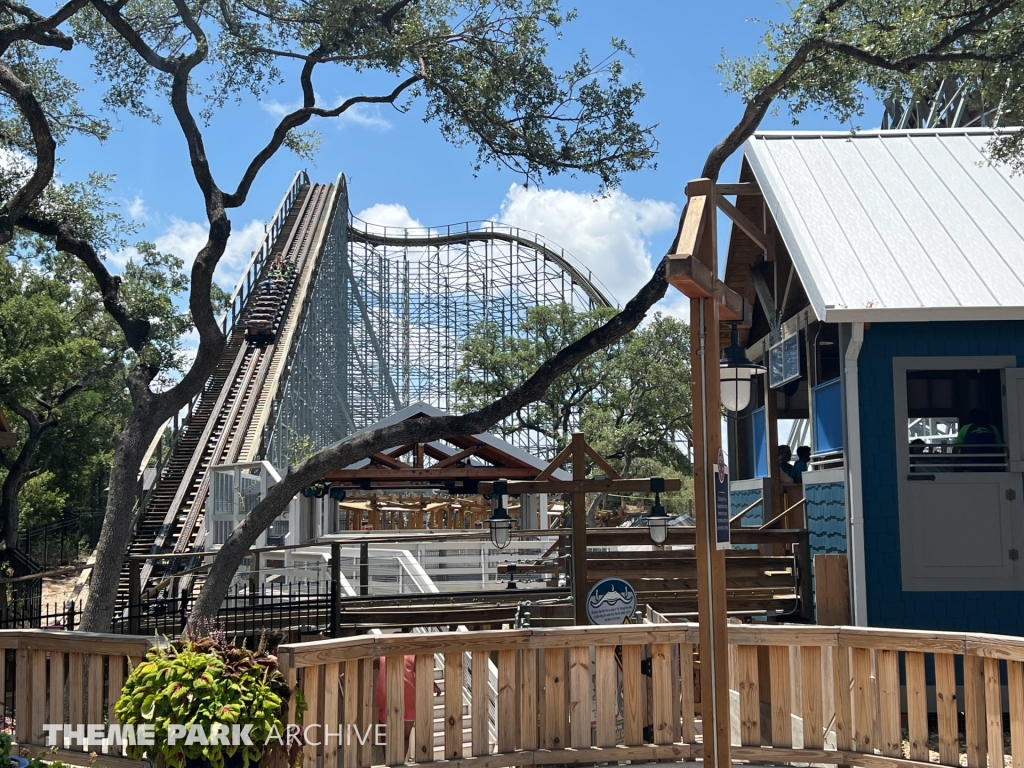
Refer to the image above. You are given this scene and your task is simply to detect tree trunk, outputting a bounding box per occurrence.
[77,409,162,632]
[0,410,54,552]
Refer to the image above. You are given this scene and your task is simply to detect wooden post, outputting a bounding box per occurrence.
[570,432,588,625]
[687,178,731,768]
[765,368,783,555]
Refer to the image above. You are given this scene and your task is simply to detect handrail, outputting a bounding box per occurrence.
[729,497,762,527]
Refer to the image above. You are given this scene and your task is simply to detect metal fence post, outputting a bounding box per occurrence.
[330,543,340,638]
[129,559,141,635]
[359,542,369,596]
[65,600,76,631]
[180,588,191,631]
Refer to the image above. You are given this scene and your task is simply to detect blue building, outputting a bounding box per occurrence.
[723,128,1024,635]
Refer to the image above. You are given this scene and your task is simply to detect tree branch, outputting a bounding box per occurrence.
[87,0,176,73]
[223,74,422,208]
[0,0,86,54]
[15,213,151,352]
[0,62,57,245]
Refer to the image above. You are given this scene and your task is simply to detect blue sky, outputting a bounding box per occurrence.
[55,2,873,313]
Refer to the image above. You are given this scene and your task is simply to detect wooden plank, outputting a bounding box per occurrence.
[985,657,1004,768]
[49,650,65,733]
[851,647,874,754]
[358,656,374,768]
[542,648,567,750]
[497,650,517,754]
[769,645,792,748]
[650,643,673,745]
[445,652,464,760]
[415,655,434,763]
[673,193,707,259]
[935,653,960,766]
[30,649,46,747]
[382,656,404,765]
[716,193,768,250]
[571,433,587,627]
[800,646,823,749]
[622,644,643,746]
[14,647,28,747]
[876,649,900,758]
[472,652,489,757]
[964,654,988,768]
[486,477,683,497]
[737,646,760,747]
[814,554,850,625]
[67,652,84,750]
[568,646,590,748]
[1009,660,1024,768]
[88,653,105,736]
[343,658,360,768]
[323,662,340,768]
[680,642,696,744]
[520,648,538,751]
[831,645,853,751]
[905,651,928,762]
[715,182,761,196]
[666,254,714,300]
[669,643,682,743]
[304,664,324,768]
[594,646,616,748]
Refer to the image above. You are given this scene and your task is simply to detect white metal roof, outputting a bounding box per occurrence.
[743,128,1024,322]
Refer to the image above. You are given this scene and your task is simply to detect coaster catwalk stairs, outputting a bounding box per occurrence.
[117,173,340,609]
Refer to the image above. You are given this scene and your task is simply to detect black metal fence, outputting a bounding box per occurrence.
[17,511,104,568]
[0,549,44,629]
[109,580,335,637]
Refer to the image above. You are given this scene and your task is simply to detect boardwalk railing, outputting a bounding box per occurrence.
[3,630,159,766]
[8,623,1024,768]
[277,623,1024,768]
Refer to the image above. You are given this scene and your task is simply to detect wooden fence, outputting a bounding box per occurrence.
[278,623,1024,768]
[8,623,1024,768]
[2,630,159,767]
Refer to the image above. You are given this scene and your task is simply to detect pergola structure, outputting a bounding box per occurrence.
[320,402,569,494]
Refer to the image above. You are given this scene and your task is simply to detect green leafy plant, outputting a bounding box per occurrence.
[0,732,11,763]
[115,629,301,768]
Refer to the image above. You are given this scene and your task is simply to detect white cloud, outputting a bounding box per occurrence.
[493,184,686,317]
[154,217,267,290]
[127,196,147,221]
[354,203,423,230]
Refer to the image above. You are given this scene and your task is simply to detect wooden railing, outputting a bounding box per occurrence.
[2,630,159,767]
[8,622,1024,768]
[277,622,1024,768]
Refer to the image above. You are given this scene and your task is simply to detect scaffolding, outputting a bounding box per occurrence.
[264,176,616,466]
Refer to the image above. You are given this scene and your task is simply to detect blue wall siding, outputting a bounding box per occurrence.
[805,480,847,556]
[858,320,1024,635]
[730,487,764,527]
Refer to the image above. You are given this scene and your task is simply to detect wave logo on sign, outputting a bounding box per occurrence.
[586,577,637,625]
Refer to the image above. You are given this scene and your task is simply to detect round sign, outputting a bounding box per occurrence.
[586,577,637,625]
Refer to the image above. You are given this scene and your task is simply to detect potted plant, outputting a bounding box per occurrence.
[115,628,304,768]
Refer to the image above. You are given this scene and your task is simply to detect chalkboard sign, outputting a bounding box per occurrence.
[769,332,801,389]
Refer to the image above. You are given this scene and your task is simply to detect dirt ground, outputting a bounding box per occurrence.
[41,572,80,609]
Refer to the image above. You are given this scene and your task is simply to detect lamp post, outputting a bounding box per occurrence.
[487,479,513,549]
[720,322,765,413]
